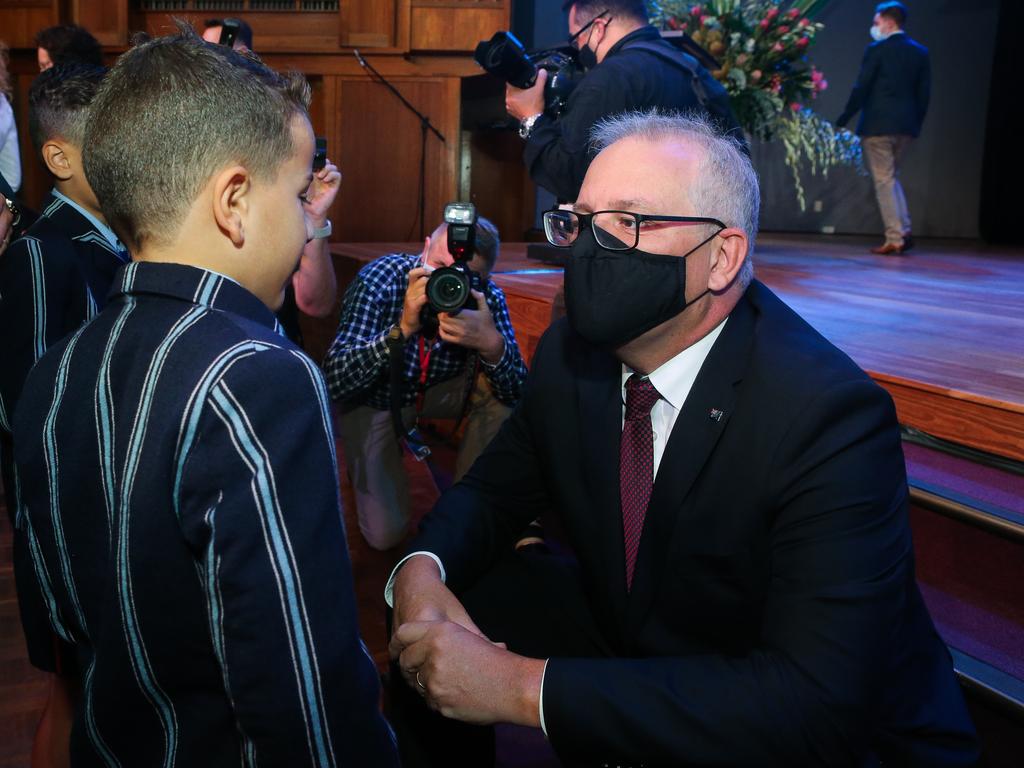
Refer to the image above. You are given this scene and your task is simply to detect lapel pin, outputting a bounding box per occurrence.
[709,408,724,422]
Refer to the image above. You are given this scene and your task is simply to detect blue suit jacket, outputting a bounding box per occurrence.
[839,32,931,137]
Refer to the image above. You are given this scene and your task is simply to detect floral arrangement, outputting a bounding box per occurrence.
[649,0,862,209]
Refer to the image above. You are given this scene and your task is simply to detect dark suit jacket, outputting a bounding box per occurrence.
[412,281,979,767]
[839,32,931,137]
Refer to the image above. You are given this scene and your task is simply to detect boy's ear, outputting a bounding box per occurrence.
[211,166,252,248]
[41,140,72,181]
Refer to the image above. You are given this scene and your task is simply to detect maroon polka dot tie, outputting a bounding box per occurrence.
[620,374,661,591]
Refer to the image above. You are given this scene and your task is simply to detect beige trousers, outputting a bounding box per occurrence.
[863,134,913,246]
[337,372,511,550]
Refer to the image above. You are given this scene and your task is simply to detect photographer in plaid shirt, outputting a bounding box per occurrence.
[324,217,527,550]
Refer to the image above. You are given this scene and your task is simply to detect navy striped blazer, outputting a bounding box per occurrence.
[13,262,399,767]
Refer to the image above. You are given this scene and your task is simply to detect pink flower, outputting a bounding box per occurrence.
[690,4,702,14]
[751,69,762,81]
[796,36,810,47]
[810,69,824,82]
[700,14,709,25]
[790,102,803,111]
[798,18,811,27]
[818,79,828,91]
[766,8,779,20]
[787,8,800,18]
[778,25,790,34]
[772,42,784,52]
[759,18,771,29]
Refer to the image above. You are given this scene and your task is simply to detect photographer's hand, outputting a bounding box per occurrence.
[438,290,504,363]
[400,242,432,338]
[303,160,342,226]
[505,69,547,122]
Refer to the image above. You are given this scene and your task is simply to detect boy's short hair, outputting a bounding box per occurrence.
[35,24,104,68]
[83,23,311,252]
[28,63,107,153]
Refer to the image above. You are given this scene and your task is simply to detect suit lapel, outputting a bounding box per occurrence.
[575,341,631,637]
[625,291,758,632]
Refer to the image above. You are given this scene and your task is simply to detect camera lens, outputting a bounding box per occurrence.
[426,267,471,313]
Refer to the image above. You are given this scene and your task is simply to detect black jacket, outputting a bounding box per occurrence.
[838,32,931,137]
[413,281,979,766]
[524,26,739,202]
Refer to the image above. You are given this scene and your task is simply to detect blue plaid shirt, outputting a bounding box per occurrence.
[324,253,527,409]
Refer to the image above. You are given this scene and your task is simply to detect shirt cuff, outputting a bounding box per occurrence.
[538,658,550,737]
[383,551,446,608]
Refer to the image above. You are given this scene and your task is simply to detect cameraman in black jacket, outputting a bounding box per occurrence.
[507,0,741,202]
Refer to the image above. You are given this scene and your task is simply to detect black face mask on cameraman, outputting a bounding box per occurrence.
[567,11,610,72]
[564,225,722,348]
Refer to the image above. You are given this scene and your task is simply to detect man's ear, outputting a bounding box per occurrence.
[211,166,251,248]
[42,141,72,181]
[707,227,749,292]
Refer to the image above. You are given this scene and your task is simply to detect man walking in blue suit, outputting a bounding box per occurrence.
[839,1,930,255]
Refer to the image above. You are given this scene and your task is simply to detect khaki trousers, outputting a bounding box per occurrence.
[863,134,913,246]
[337,372,511,550]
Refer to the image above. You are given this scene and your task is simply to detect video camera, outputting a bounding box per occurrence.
[421,202,484,338]
[473,31,582,117]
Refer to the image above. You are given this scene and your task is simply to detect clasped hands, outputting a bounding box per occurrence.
[389,556,543,727]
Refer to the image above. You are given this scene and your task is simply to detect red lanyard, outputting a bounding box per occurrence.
[417,336,433,412]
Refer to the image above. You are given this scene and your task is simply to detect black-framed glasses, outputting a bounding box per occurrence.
[566,10,611,47]
[543,209,726,252]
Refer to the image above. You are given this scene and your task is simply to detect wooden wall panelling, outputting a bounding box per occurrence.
[131,12,340,53]
[0,1,60,50]
[340,0,404,50]
[410,0,509,52]
[334,74,460,241]
[71,0,127,47]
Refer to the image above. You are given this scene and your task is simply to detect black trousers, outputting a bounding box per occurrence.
[387,546,613,768]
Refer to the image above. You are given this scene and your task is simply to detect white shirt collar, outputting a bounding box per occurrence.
[52,189,124,253]
[621,317,728,412]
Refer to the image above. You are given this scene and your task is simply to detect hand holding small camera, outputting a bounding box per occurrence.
[303,159,341,228]
[438,291,504,363]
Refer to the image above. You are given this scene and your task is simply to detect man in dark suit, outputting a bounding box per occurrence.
[838,1,930,255]
[387,111,979,766]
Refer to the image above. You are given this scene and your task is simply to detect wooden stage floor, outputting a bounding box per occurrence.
[320,232,1024,463]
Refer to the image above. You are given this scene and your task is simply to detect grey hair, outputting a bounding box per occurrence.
[83,22,310,252]
[589,110,759,286]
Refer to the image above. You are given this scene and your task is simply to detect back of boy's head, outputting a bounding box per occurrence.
[28,63,106,154]
[84,23,311,252]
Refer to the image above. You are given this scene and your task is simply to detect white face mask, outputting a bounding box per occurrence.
[870,24,886,41]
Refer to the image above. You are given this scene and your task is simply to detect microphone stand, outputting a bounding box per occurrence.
[354,50,446,241]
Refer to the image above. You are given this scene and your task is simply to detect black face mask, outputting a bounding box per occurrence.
[567,12,609,72]
[564,225,721,348]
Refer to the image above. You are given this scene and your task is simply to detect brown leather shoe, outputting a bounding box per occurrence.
[871,242,905,255]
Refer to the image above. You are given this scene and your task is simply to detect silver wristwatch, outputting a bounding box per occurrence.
[518,113,543,139]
